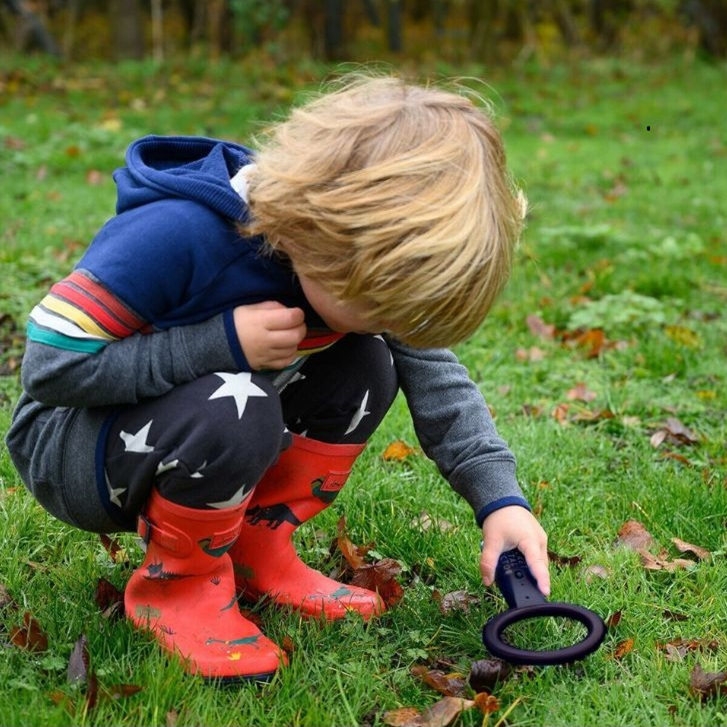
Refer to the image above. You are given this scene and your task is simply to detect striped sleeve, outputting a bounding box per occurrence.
[26,269,148,353]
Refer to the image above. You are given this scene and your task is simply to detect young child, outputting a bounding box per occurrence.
[6,75,549,682]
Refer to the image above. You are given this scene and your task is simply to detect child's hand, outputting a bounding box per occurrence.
[480,505,550,597]
[233,301,307,370]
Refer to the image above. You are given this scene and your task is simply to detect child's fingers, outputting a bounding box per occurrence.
[260,304,306,333]
[518,542,551,597]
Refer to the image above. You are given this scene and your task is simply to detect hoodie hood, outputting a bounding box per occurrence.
[113,135,254,221]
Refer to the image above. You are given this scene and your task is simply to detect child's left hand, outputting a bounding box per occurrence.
[480,505,550,597]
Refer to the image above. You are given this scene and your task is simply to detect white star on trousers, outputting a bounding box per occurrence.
[345,389,371,435]
[207,485,250,509]
[119,420,155,453]
[208,372,268,419]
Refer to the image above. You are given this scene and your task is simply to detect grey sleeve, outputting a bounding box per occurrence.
[387,337,530,525]
[21,314,240,409]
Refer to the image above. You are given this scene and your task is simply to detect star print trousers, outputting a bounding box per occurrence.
[97,334,398,530]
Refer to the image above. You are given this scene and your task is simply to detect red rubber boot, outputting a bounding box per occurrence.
[229,434,385,620]
[124,489,285,681]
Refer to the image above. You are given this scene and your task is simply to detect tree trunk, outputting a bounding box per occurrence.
[387,0,403,52]
[109,0,145,60]
[323,0,345,61]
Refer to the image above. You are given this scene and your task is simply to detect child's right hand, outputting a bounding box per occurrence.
[233,301,307,370]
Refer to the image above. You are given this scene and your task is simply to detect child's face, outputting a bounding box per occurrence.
[298,274,383,336]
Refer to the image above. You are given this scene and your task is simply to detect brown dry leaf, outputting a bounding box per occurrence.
[526,314,556,340]
[281,634,296,656]
[473,692,500,715]
[335,517,370,570]
[100,683,143,700]
[662,609,689,622]
[86,169,105,186]
[67,634,90,684]
[95,577,125,619]
[383,440,417,461]
[566,382,598,402]
[0,583,17,612]
[660,638,719,662]
[411,513,455,533]
[467,658,512,692]
[516,346,546,362]
[410,665,469,698]
[334,518,403,608]
[383,707,421,726]
[658,450,692,466]
[639,550,695,572]
[616,520,655,551]
[418,697,475,727]
[552,403,570,424]
[650,417,700,448]
[650,430,668,448]
[689,663,727,701]
[606,610,622,629]
[99,533,128,564]
[571,407,615,424]
[433,590,480,615]
[547,550,582,568]
[611,638,635,660]
[10,611,49,652]
[351,558,404,609]
[671,538,710,561]
[584,564,611,583]
[564,328,608,358]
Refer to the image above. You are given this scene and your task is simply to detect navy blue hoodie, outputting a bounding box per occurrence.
[8,135,529,531]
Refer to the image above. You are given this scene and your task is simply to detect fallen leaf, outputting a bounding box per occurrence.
[650,418,700,447]
[563,328,609,358]
[584,564,611,583]
[516,346,546,362]
[417,697,475,727]
[0,583,17,612]
[383,440,417,461]
[336,517,371,570]
[411,513,455,533]
[566,382,597,402]
[101,683,143,700]
[616,520,655,551]
[689,663,727,701]
[606,610,622,628]
[671,538,710,561]
[664,325,702,349]
[552,403,570,424]
[473,692,500,715]
[526,314,555,340]
[383,707,421,726]
[95,578,125,619]
[639,551,695,572]
[660,638,719,662]
[67,634,90,684]
[611,638,635,660]
[433,590,480,615]
[467,658,512,692]
[571,407,615,424]
[662,609,689,622]
[351,558,404,609]
[547,550,582,568]
[411,665,468,697]
[10,611,48,652]
[99,534,128,564]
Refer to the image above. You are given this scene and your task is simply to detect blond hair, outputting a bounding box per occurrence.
[245,74,526,348]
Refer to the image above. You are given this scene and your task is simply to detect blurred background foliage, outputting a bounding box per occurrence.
[1,0,726,66]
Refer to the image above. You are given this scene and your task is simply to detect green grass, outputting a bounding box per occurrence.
[1,51,727,726]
